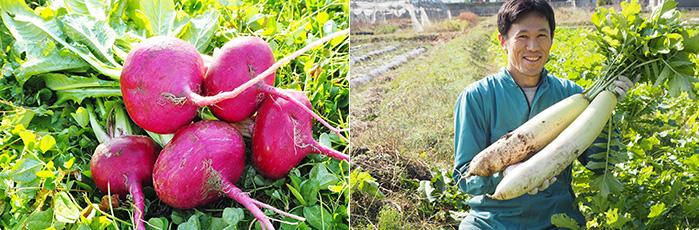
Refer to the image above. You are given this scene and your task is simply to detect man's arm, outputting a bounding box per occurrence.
[453,90,504,196]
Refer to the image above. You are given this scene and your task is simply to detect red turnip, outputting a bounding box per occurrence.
[90,135,161,230]
[201,36,276,123]
[252,89,349,180]
[190,30,350,142]
[120,36,205,134]
[152,120,302,230]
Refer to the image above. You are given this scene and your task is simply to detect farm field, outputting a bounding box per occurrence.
[0,0,349,229]
[349,4,699,230]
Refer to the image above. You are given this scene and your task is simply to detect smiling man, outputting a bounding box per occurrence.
[452,0,636,229]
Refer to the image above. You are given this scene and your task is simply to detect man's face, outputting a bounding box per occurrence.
[498,13,553,84]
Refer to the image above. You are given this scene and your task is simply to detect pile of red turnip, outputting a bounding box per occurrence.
[90,30,349,230]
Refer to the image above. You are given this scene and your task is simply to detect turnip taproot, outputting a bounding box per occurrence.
[120,36,205,134]
[90,135,161,230]
[252,89,349,180]
[152,120,303,230]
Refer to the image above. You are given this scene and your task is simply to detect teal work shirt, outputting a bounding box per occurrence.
[453,68,602,229]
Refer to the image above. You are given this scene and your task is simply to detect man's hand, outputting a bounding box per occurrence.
[613,74,641,101]
[503,162,557,195]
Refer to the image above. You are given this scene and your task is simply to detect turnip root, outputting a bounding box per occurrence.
[152,120,303,230]
[190,30,350,142]
[120,36,206,134]
[465,94,589,177]
[252,89,349,180]
[201,36,276,123]
[90,135,161,230]
[487,91,616,200]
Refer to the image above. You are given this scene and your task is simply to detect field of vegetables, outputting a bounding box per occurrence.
[350,4,699,230]
[0,0,349,229]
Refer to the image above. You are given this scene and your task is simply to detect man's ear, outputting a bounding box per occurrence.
[498,33,507,52]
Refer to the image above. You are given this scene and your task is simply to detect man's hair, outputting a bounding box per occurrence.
[497,0,555,38]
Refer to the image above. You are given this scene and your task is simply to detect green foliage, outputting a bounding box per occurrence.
[0,0,349,229]
[376,207,413,230]
[350,168,385,198]
[373,25,398,34]
[435,20,469,33]
[414,169,469,226]
[585,0,699,99]
[537,7,699,229]
[596,0,612,7]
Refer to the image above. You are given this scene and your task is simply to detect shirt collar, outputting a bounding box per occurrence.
[500,68,550,89]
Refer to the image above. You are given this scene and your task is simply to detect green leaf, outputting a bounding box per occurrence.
[54,191,81,223]
[11,40,90,85]
[55,14,119,66]
[59,0,89,15]
[683,33,699,53]
[71,107,90,128]
[667,73,696,98]
[38,135,56,153]
[36,170,54,178]
[55,88,121,104]
[349,169,384,198]
[24,209,54,229]
[261,17,278,36]
[171,211,186,225]
[5,157,42,183]
[19,130,37,148]
[590,11,604,28]
[42,73,117,90]
[590,172,623,198]
[605,208,631,229]
[683,154,699,169]
[287,183,306,205]
[303,205,332,229]
[316,12,329,27]
[585,161,608,170]
[222,207,243,225]
[653,65,671,87]
[4,109,35,128]
[662,33,683,52]
[0,0,63,42]
[418,180,436,202]
[140,0,176,36]
[648,203,666,218]
[0,0,121,79]
[178,215,201,230]
[319,133,332,151]
[63,157,75,169]
[310,164,338,189]
[246,13,266,31]
[89,216,112,230]
[177,9,218,53]
[300,179,320,205]
[551,213,581,230]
